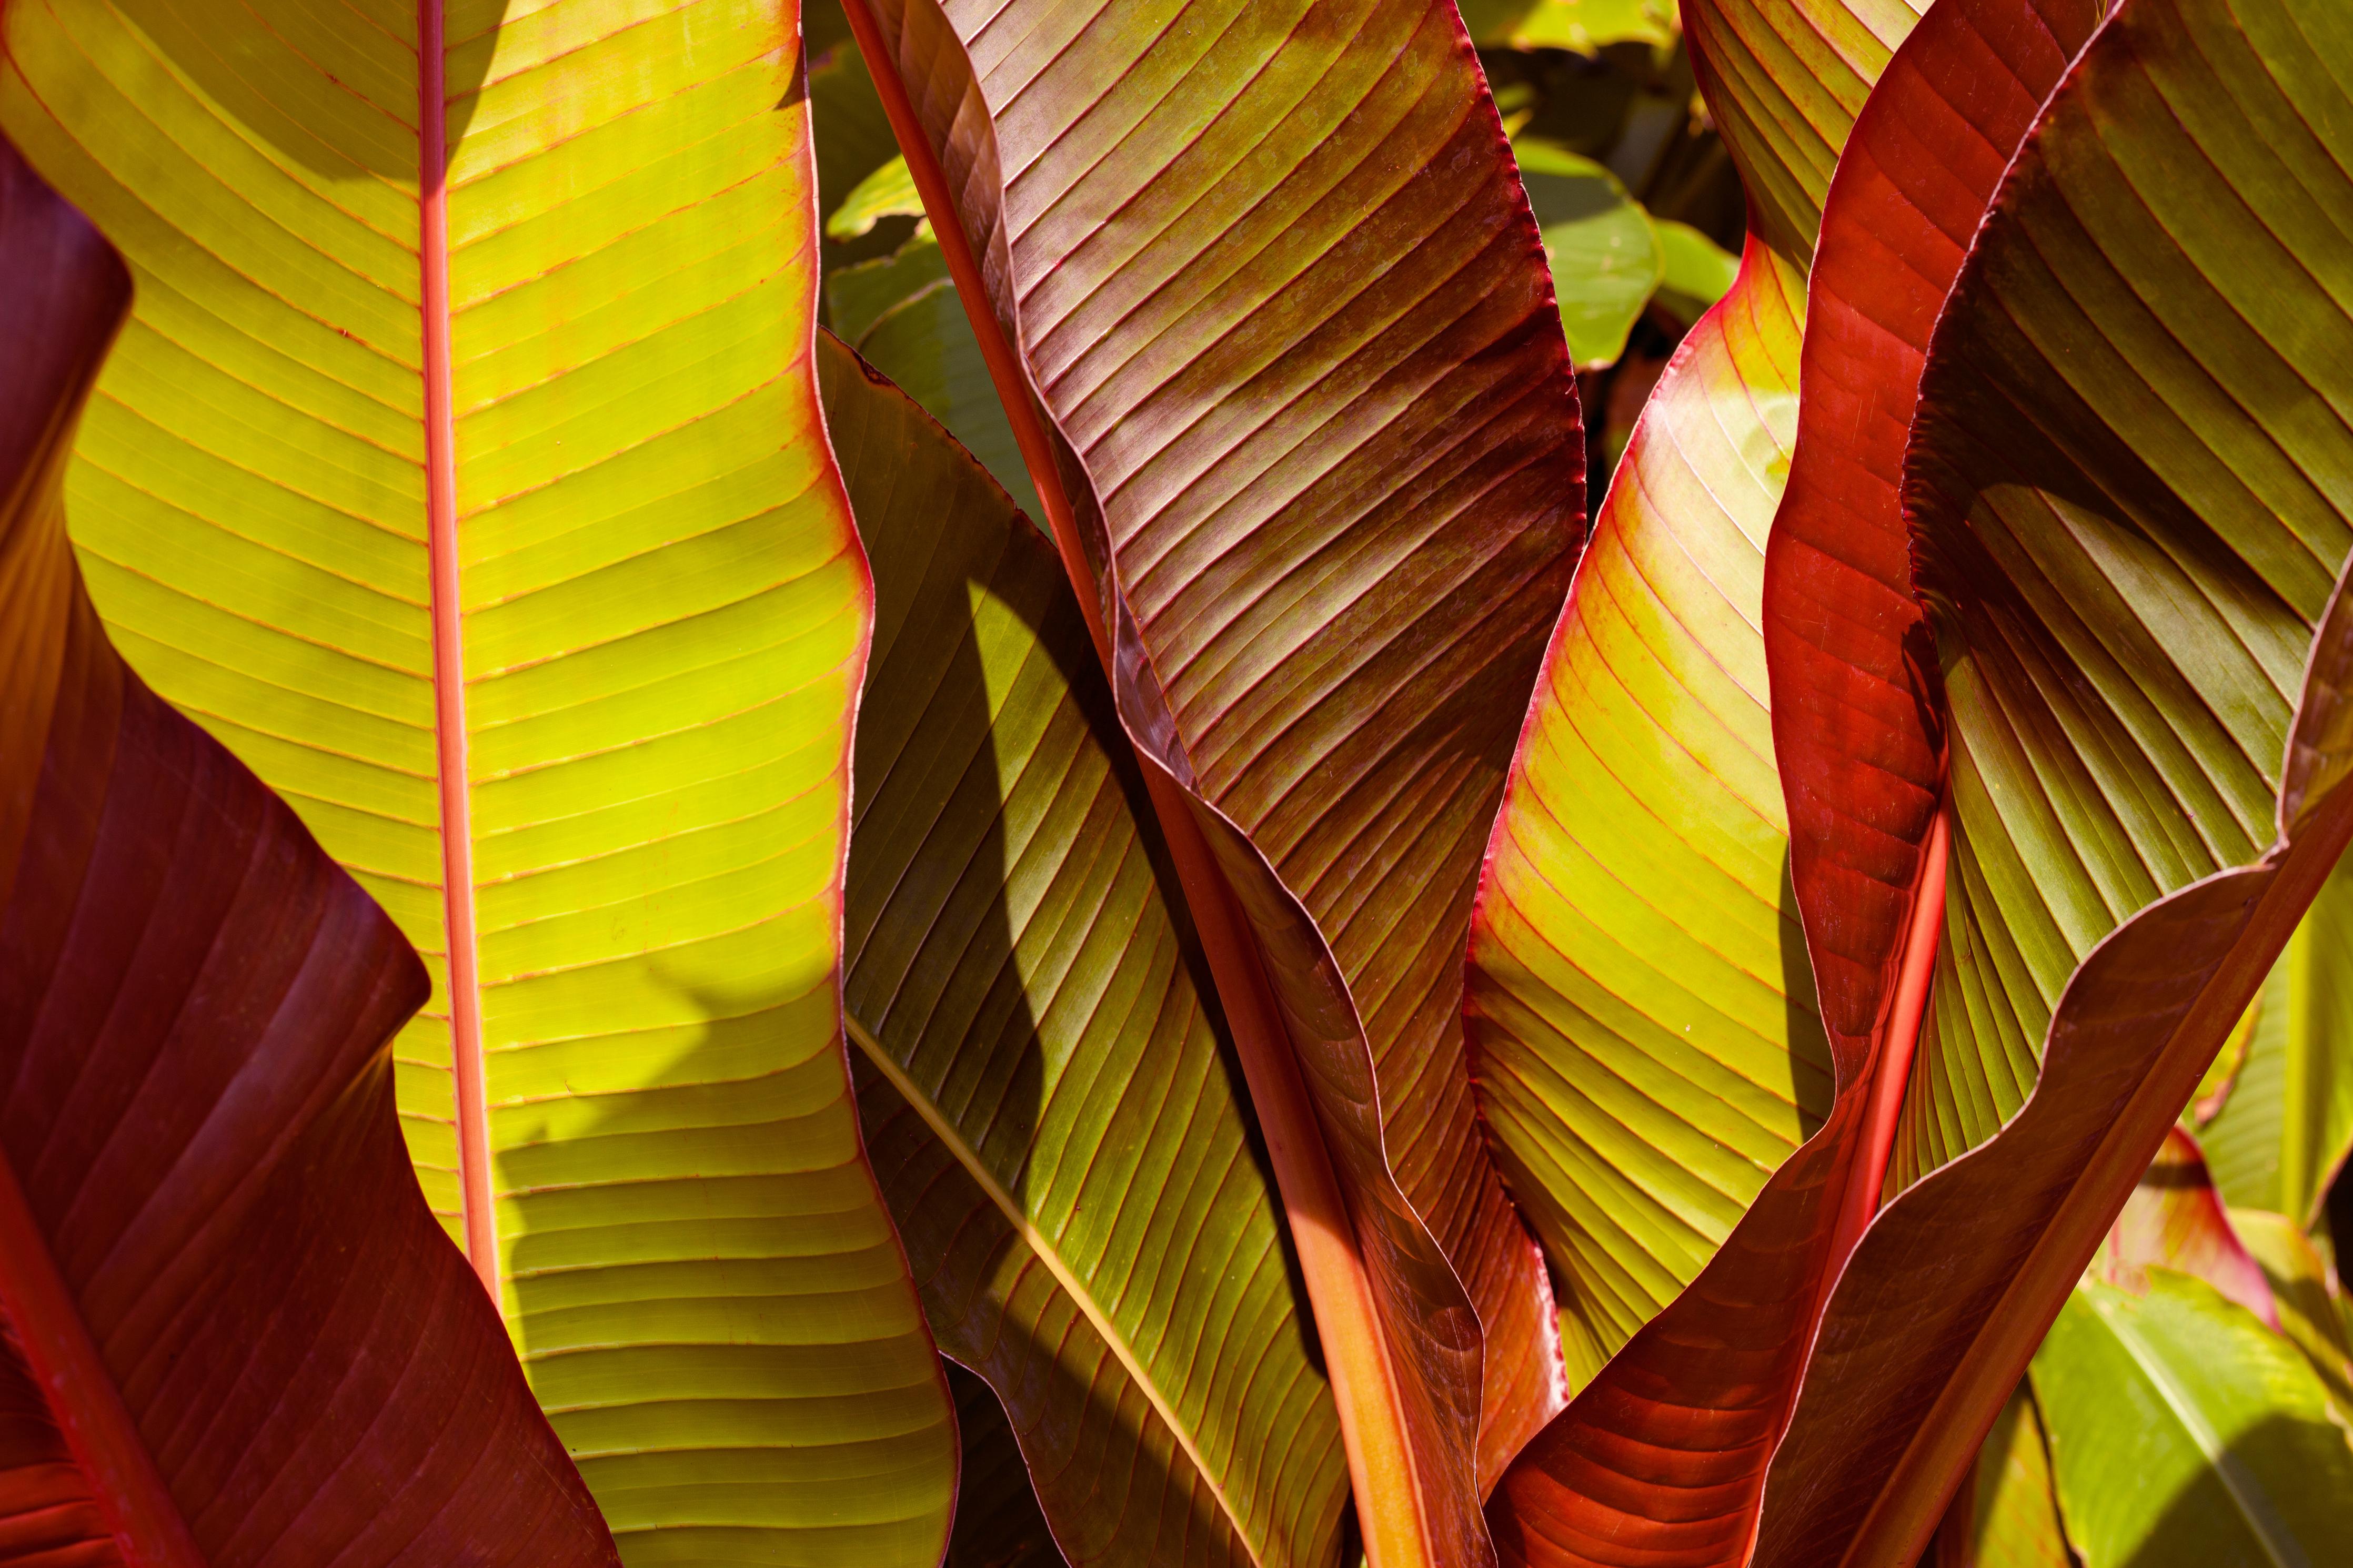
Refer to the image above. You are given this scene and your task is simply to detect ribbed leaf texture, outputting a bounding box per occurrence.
[2095,1128,2275,1325]
[1754,0,2353,1560]
[843,2,1586,1526]
[823,333,1350,1568]
[2032,1274,2353,1566]
[1485,0,2105,1561]
[0,135,615,1568]
[1965,1387,2072,1568]
[1680,0,1927,265]
[1465,239,1830,1392]
[0,1,957,1559]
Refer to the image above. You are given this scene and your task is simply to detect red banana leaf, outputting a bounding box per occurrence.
[1487,0,2103,1561]
[1756,0,2353,1559]
[839,0,1584,1555]
[0,139,615,1568]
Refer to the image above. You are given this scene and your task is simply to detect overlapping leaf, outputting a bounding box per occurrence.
[1755,1,2353,1559]
[1465,238,1827,1392]
[2198,855,2353,1223]
[0,0,956,1558]
[1964,1388,2073,1568]
[0,136,615,1568]
[823,335,1350,1568]
[2032,1274,2353,1567]
[1485,0,2104,1560]
[843,0,1585,1543]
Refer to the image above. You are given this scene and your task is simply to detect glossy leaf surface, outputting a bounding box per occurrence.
[823,335,1351,1568]
[0,1,957,1559]
[2033,1274,2353,1568]
[847,0,1584,1546]
[1757,0,2353,1559]
[0,134,615,1568]
[1680,0,1927,265]
[1466,238,1828,1393]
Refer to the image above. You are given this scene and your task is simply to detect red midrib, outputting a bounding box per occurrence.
[418,0,495,1296]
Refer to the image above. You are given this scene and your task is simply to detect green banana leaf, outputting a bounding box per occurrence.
[0,0,958,1560]
[846,266,1042,523]
[2228,1208,2353,1422]
[2033,1272,2353,1568]
[1681,0,1928,266]
[1967,1385,2075,1568]
[826,155,923,239]
[1465,237,1829,1392]
[2198,854,2353,1225]
[821,332,1350,1567]
[1514,141,1665,370]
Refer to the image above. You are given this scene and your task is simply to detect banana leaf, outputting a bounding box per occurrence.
[0,135,615,1568]
[822,331,1351,1568]
[1484,0,2135,1559]
[0,0,958,1559]
[840,0,1587,1554]
[1755,0,2353,1560]
[2031,1273,2353,1567]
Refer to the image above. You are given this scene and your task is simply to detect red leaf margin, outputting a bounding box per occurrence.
[0,136,619,1568]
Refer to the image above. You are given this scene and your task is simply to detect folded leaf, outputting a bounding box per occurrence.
[2098,1127,2276,1327]
[2032,1273,2353,1568]
[823,335,1351,1568]
[0,134,614,1568]
[1756,1,2353,1559]
[0,1,957,1557]
[2199,853,2353,1225]
[1466,237,1827,1397]
[842,0,1585,1546]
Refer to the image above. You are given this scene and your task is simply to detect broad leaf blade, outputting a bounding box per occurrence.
[0,137,616,1568]
[2227,1208,2353,1422]
[824,335,1351,1568]
[1755,1,2353,1558]
[2032,1274,2353,1568]
[0,1,958,1558]
[845,2,1584,1527]
[1466,238,1827,1397]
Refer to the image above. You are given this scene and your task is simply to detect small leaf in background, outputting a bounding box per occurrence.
[1650,218,1741,326]
[1515,139,1664,369]
[847,275,1042,523]
[826,155,924,240]
[1967,1386,2074,1568]
[811,24,916,271]
[1465,0,1680,52]
[2033,1273,2353,1568]
[829,234,952,343]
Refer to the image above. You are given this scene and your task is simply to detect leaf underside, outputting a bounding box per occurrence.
[823,334,1350,1568]
[0,137,616,1568]
[0,0,957,1557]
